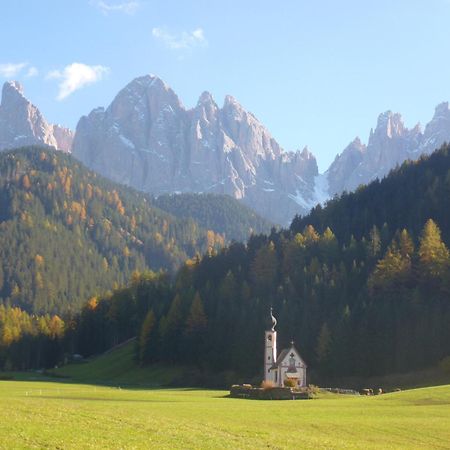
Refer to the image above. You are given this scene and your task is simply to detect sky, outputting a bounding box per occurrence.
[2,0,450,171]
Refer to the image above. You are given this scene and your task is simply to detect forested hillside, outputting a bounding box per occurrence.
[2,146,450,381]
[291,147,450,243]
[153,193,273,242]
[0,147,227,314]
[65,146,450,381]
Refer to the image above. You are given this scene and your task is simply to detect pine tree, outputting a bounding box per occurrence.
[183,292,208,363]
[185,292,207,335]
[368,225,381,258]
[139,309,156,365]
[316,323,332,365]
[160,294,183,360]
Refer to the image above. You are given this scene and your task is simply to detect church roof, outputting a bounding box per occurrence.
[270,345,307,369]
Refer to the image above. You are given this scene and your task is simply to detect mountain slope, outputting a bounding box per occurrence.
[152,193,273,242]
[72,75,450,225]
[72,75,320,224]
[0,146,229,314]
[0,82,73,152]
[326,104,450,196]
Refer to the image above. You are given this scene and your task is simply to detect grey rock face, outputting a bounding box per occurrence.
[73,75,320,224]
[419,102,450,156]
[327,137,366,196]
[0,81,73,152]
[327,106,449,196]
[71,74,450,224]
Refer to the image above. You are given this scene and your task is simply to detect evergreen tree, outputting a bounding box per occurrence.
[138,309,156,365]
[183,292,208,364]
[316,323,332,367]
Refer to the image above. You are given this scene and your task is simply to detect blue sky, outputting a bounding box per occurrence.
[2,0,450,170]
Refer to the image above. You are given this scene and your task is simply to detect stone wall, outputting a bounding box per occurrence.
[230,385,312,400]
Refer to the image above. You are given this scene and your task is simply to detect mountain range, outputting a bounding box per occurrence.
[1,77,450,224]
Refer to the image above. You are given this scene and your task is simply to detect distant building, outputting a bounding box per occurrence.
[264,308,307,387]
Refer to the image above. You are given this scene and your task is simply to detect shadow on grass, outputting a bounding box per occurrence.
[1,371,229,394]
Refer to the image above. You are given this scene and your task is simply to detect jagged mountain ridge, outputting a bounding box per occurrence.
[72,75,450,224]
[2,77,450,225]
[0,81,73,153]
[327,104,450,195]
[72,75,322,225]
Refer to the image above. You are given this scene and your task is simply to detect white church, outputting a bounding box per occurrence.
[264,308,307,387]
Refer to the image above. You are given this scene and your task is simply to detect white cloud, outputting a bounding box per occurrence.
[47,63,109,100]
[152,27,207,51]
[25,66,39,78]
[0,62,28,78]
[93,0,140,15]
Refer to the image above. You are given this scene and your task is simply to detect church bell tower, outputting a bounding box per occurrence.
[264,308,277,383]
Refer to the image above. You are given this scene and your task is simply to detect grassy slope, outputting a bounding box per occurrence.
[0,380,449,449]
[51,341,184,387]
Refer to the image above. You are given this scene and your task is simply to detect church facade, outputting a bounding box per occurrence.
[264,309,307,387]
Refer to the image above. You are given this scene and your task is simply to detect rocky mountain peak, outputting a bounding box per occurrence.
[326,137,367,195]
[374,111,405,139]
[72,75,319,224]
[299,146,315,160]
[0,81,73,153]
[198,91,215,106]
[195,91,218,122]
[351,136,365,148]
[222,95,246,118]
[433,101,450,117]
[1,81,28,112]
[3,80,25,98]
[419,102,450,155]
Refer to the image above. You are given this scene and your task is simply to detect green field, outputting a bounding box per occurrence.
[1,344,450,449]
[0,379,449,449]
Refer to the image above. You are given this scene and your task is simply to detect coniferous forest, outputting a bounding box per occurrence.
[1,145,450,384]
[0,147,269,315]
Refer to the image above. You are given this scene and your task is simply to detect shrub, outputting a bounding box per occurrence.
[283,378,297,388]
[261,380,275,390]
[307,384,321,396]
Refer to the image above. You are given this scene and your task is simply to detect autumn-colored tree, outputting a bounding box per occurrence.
[368,245,411,295]
[22,174,31,190]
[418,219,450,284]
[251,241,278,290]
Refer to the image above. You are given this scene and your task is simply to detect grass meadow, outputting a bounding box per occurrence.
[1,343,449,449]
[1,379,450,449]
